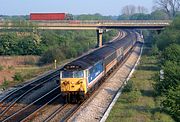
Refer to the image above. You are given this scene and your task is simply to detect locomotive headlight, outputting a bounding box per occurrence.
[62,80,69,85]
[77,79,83,84]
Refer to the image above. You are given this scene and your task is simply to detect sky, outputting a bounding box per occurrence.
[0,0,154,16]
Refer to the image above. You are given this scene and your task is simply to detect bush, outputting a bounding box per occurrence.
[151,44,159,55]
[126,90,141,103]
[123,80,134,92]
[1,78,9,89]
[39,47,65,65]
[0,65,3,71]
[13,72,23,82]
[162,86,180,121]
[8,66,14,70]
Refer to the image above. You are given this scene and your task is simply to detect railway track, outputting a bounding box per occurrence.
[21,93,65,122]
[1,86,60,122]
[0,69,60,121]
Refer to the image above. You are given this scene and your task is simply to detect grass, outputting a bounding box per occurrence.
[106,45,175,122]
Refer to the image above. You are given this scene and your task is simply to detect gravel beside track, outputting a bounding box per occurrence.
[68,43,142,122]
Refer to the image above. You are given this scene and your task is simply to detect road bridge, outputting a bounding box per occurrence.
[0,20,172,47]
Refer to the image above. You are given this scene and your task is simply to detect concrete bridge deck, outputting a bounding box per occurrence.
[0,20,171,30]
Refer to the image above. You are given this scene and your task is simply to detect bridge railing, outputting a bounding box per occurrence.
[0,20,172,28]
[28,20,171,24]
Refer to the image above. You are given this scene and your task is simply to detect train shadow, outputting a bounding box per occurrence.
[137,65,159,71]
[140,89,155,97]
[125,105,161,115]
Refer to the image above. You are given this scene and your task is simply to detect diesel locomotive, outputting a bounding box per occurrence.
[60,30,141,102]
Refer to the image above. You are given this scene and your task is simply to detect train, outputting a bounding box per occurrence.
[30,13,73,20]
[60,30,141,102]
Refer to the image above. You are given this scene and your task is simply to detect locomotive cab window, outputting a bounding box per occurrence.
[61,71,84,78]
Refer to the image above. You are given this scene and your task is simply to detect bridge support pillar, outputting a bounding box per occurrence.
[157,30,161,34]
[97,29,103,47]
[140,30,143,36]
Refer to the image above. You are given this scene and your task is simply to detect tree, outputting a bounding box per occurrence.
[155,0,180,18]
[137,6,148,13]
[154,61,180,95]
[151,10,169,20]
[117,14,130,20]
[0,33,19,55]
[162,85,180,121]
[121,5,136,16]
[18,35,42,55]
[162,44,180,63]
[75,13,111,20]
[39,47,65,65]
[129,13,151,20]
[154,16,180,50]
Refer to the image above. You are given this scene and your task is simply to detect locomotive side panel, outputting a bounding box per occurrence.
[87,61,104,89]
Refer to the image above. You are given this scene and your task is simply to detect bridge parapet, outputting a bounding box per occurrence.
[0,20,172,30]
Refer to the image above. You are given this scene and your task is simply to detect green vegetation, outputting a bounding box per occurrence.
[0,78,10,89]
[103,30,119,43]
[75,13,113,20]
[12,72,23,82]
[123,80,134,92]
[0,64,3,71]
[0,32,42,55]
[107,42,175,122]
[7,66,14,70]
